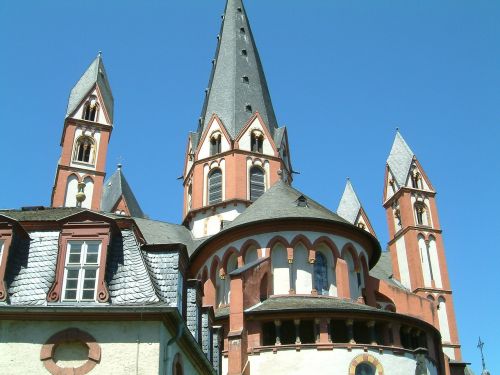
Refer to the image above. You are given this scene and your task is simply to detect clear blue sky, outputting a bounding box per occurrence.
[1,1,499,372]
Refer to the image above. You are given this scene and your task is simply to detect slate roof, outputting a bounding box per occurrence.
[226,180,349,229]
[246,296,381,314]
[387,131,415,187]
[101,166,145,218]
[66,53,114,122]
[198,0,278,141]
[0,207,86,222]
[1,223,184,306]
[337,179,362,224]
[133,217,194,249]
[369,251,408,291]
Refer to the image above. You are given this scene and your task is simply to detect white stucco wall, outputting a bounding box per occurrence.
[190,204,247,238]
[0,320,203,375]
[418,236,432,288]
[198,119,231,160]
[396,237,412,290]
[238,117,274,156]
[64,174,79,207]
[428,238,442,288]
[437,297,451,343]
[221,348,438,375]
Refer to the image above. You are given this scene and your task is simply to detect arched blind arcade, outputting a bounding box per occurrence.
[249,167,265,201]
[208,169,223,205]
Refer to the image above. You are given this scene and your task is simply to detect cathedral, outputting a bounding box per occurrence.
[0,0,473,374]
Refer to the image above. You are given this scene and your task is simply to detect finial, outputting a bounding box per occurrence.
[396,127,400,132]
[346,177,350,181]
[98,51,102,57]
[117,163,122,170]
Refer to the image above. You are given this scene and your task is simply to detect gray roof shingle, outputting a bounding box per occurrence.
[198,0,278,141]
[101,166,145,218]
[336,179,362,224]
[106,230,159,305]
[387,131,415,187]
[66,53,114,122]
[5,231,58,306]
[226,180,349,229]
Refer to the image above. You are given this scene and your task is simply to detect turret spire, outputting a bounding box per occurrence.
[66,52,114,122]
[199,0,278,140]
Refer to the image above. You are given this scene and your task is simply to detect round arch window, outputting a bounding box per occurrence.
[356,362,376,375]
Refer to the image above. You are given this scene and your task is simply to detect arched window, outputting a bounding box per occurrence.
[414,203,428,226]
[411,170,421,189]
[210,132,221,156]
[314,251,328,295]
[74,136,95,164]
[172,353,183,375]
[208,168,223,205]
[82,96,99,122]
[251,130,264,153]
[187,184,192,211]
[249,166,265,201]
[355,363,375,375]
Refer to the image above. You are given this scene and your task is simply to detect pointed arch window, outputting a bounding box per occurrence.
[411,169,421,189]
[414,202,429,226]
[74,136,95,164]
[208,168,223,205]
[82,96,99,122]
[210,132,221,156]
[249,166,265,201]
[251,130,264,153]
[314,251,328,295]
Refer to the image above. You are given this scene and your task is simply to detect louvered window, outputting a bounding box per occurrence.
[249,167,265,201]
[208,169,223,205]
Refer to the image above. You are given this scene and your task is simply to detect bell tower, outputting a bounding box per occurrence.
[383,131,462,361]
[182,0,292,238]
[51,53,114,210]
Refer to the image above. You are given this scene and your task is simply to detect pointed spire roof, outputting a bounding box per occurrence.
[101,165,144,218]
[199,0,278,140]
[387,131,415,187]
[66,52,114,122]
[337,179,362,224]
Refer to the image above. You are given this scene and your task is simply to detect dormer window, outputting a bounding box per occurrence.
[74,136,95,164]
[251,130,264,153]
[82,96,99,122]
[47,221,111,304]
[62,241,101,302]
[210,132,221,156]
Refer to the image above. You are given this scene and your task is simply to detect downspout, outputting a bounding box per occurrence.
[165,321,184,374]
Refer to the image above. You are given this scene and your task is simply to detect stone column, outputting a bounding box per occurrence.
[336,259,351,299]
[367,321,377,345]
[274,320,281,345]
[346,319,355,344]
[294,319,301,344]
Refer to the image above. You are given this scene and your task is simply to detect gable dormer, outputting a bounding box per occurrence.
[196,115,232,160]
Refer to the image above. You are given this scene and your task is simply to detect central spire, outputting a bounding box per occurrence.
[199,0,278,139]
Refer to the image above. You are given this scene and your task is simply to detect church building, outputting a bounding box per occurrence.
[0,0,472,374]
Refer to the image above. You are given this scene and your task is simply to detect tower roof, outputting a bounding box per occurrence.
[337,179,362,224]
[66,53,114,122]
[387,131,415,187]
[198,0,278,140]
[101,166,144,218]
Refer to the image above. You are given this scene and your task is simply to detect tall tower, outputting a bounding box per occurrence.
[51,53,114,210]
[383,131,462,360]
[182,0,292,238]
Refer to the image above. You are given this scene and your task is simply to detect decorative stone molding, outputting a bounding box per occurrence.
[348,354,384,375]
[40,328,101,375]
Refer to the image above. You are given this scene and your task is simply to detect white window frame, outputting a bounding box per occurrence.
[62,240,102,302]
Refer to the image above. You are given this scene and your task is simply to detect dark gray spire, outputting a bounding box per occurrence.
[199,0,278,140]
[66,52,114,122]
[101,165,144,218]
